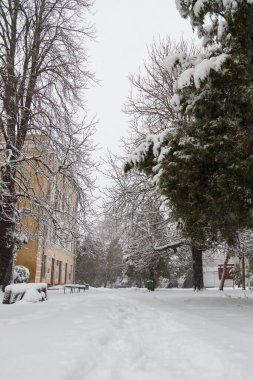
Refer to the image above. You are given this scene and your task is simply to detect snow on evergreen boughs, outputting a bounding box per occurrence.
[164,51,229,113]
[126,0,253,247]
[190,54,228,89]
[176,0,253,43]
[126,129,170,168]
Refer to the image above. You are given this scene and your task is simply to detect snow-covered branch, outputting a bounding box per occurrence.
[153,240,186,252]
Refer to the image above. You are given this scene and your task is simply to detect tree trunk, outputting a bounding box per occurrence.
[191,246,204,290]
[219,250,230,291]
[0,220,16,291]
[241,252,246,290]
[0,171,17,291]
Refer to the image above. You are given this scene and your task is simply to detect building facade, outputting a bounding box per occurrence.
[13,136,78,285]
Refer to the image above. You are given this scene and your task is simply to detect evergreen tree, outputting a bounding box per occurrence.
[125,0,253,288]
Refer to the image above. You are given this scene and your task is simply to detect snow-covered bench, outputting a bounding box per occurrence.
[63,284,87,293]
[3,283,47,304]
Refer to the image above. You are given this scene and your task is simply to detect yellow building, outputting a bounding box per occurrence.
[12,135,78,285]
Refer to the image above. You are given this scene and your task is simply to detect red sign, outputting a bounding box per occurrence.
[218,264,234,280]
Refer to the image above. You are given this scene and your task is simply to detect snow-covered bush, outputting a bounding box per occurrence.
[13,265,30,284]
[13,233,28,254]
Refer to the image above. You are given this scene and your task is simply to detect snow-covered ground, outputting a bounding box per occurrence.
[1,287,253,380]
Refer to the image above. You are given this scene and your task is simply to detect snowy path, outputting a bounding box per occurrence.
[1,288,253,380]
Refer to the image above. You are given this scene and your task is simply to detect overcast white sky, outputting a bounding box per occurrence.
[87,0,195,158]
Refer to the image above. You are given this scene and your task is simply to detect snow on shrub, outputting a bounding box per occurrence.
[13,265,30,283]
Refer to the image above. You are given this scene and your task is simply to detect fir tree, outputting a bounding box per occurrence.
[125,0,253,288]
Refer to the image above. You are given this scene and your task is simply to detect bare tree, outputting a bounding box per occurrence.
[102,152,191,288]
[0,0,95,289]
[96,216,124,287]
[76,216,124,287]
[124,37,199,145]
[76,233,104,287]
[124,37,204,289]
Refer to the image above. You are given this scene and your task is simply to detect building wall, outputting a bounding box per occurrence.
[4,135,78,285]
[16,239,76,285]
[35,242,75,285]
[203,267,233,288]
[203,251,249,288]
